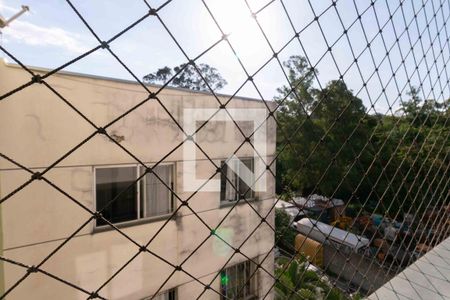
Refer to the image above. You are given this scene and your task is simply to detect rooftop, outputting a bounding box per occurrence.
[1,58,269,104]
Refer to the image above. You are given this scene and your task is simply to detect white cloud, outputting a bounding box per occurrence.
[2,20,90,54]
[0,1,17,14]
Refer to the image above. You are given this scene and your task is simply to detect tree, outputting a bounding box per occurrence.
[310,80,371,199]
[143,63,227,92]
[376,88,450,215]
[276,55,316,114]
[275,208,298,253]
[400,87,422,118]
[276,61,372,199]
[275,55,318,194]
[275,257,352,300]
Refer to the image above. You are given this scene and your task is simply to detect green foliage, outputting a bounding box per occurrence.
[276,55,449,217]
[277,72,372,199]
[143,63,227,91]
[275,257,351,300]
[275,208,297,253]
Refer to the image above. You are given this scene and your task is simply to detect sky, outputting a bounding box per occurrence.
[1,0,449,113]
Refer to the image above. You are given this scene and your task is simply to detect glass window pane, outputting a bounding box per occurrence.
[220,260,257,300]
[96,167,137,226]
[142,165,173,217]
[245,261,253,297]
[220,270,228,299]
[220,161,228,201]
[168,289,176,300]
[145,289,175,300]
[221,159,239,202]
[239,159,254,199]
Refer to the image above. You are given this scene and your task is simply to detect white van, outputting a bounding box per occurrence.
[294,218,369,254]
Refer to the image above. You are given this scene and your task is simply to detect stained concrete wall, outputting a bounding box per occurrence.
[0,173,3,295]
[0,60,276,299]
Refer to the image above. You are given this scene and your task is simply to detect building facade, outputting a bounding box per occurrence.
[0,60,276,299]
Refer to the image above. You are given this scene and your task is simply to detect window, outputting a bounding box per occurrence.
[95,164,174,226]
[220,260,257,300]
[220,158,254,202]
[96,167,137,225]
[143,288,176,300]
[139,165,173,218]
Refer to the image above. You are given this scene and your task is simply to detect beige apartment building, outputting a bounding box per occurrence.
[0,60,276,299]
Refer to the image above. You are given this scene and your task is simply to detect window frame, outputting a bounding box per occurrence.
[93,163,175,231]
[138,164,175,219]
[142,288,177,300]
[220,259,258,300]
[220,157,255,204]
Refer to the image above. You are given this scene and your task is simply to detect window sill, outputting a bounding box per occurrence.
[220,197,258,208]
[221,294,258,300]
[92,213,175,234]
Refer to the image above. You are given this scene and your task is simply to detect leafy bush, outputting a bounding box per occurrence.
[275,208,297,253]
[275,257,358,300]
